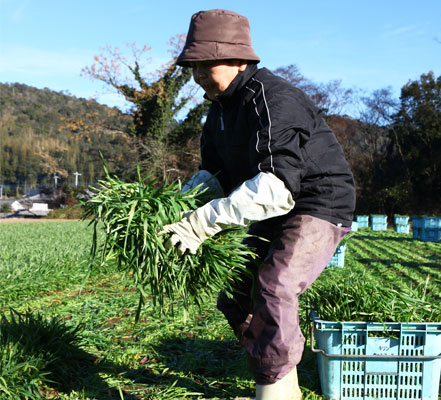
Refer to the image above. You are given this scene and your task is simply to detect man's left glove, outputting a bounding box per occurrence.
[181,170,224,200]
[160,172,295,255]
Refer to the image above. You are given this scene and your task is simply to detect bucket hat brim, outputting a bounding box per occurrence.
[176,9,260,67]
[177,41,260,67]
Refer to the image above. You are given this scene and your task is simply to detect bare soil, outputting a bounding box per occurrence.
[0,218,75,224]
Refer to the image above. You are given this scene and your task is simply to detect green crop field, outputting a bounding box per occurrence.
[0,221,440,399]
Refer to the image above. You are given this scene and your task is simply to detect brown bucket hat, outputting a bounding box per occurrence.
[177,9,260,67]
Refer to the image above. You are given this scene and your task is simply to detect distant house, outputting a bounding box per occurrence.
[25,188,42,197]
[11,200,25,211]
[8,199,50,217]
[30,203,49,215]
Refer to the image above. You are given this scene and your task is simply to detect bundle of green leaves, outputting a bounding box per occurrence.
[303,268,440,324]
[82,167,256,320]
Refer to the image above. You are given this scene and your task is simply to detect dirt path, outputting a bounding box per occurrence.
[0,218,76,224]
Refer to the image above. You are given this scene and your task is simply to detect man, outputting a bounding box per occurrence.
[161,9,355,400]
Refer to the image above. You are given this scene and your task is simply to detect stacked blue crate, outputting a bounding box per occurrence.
[394,215,410,234]
[412,216,441,242]
[326,244,346,268]
[395,224,410,234]
[412,216,421,239]
[420,229,441,242]
[355,215,369,228]
[350,221,358,232]
[370,215,387,231]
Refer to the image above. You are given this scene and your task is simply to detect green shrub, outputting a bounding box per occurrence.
[0,203,12,213]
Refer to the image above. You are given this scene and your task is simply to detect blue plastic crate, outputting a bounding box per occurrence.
[419,228,441,242]
[394,215,409,225]
[356,216,369,228]
[351,221,358,232]
[311,314,441,400]
[412,216,422,228]
[412,216,441,229]
[395,224,410,234]
[326,244,346,268]
[413,227,420,239]
[421,216,441,229]
[371,222,387,231]
[371,215,388,224]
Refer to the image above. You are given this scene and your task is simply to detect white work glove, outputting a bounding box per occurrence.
[181,170,224,202]
[159,216,205,255]
[160,172,295,255]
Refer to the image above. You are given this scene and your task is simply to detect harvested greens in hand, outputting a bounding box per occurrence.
[82,168,255,320]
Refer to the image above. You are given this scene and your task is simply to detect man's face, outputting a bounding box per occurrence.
[191,60,247,101]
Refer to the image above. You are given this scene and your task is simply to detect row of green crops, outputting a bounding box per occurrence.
[0,221,100,307]
[304,233,441,323]
[0,221,440,399]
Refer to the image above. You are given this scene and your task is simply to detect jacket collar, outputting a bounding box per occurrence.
[208,63,259,106]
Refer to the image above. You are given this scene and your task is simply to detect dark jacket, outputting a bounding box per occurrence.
[200,64,356,227]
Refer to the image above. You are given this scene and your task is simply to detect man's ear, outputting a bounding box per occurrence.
[238,62,248,72]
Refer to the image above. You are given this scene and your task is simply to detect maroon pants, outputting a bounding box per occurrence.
[217,214,350,384]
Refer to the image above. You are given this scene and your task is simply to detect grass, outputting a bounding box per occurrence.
[0,222,440,399]
[0,221,98,307]
[0,309,93,399]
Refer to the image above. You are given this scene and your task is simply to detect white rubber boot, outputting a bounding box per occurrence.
[256,367,302,400]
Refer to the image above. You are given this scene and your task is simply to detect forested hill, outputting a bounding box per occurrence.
[0,82,136,192]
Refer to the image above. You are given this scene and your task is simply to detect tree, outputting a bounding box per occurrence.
[357,103,392,211]
[168,100,210,145]
[357,88,397,164]
[273,64,354,115]
[82,37,208,181]
[359,87,397,126]
[391,72,441,213]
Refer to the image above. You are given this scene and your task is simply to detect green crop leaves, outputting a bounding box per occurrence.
[304,259,441,324]
[0,309,93,399]
[0,221,94,307]
[82,166,255,320]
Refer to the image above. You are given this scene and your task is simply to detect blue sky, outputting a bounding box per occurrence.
[1,0,440,113]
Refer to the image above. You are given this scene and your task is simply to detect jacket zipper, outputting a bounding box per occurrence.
[220,111,224,131]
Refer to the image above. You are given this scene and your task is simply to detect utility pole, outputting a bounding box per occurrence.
[73,172,82,187]
[53,173,59,187]
[0,185,3,199]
